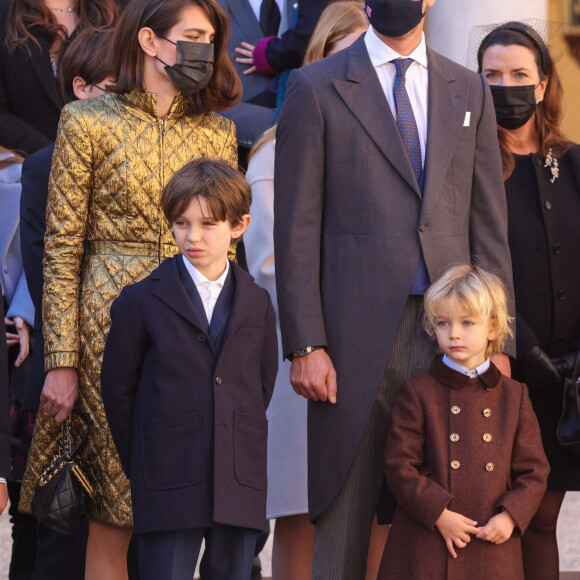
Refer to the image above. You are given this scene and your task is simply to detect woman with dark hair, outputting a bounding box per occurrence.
[19,0,241,576]
[0,0,118,154]
[478,22,580,580]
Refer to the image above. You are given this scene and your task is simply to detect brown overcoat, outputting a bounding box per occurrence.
[379,359,549,580]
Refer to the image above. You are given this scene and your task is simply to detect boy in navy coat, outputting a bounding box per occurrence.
[101,158,278,580]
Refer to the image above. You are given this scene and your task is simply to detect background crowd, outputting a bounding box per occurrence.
[0,0,579,579]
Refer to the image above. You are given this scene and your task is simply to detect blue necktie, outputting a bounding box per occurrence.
[393,58,422,185]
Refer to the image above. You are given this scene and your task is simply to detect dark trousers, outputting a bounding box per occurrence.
[34,519,88,580]
[138,525,259,580]
[312,296,437,579]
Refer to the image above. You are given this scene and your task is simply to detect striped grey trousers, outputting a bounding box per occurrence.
[312,295,437,580]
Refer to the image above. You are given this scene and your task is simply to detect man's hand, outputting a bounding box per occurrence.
[490,352,511,377]
[234,41,256,75]
[290,348,337,404]
[40,367,79,423]
[434,508,480,558]
[476,511,515,544]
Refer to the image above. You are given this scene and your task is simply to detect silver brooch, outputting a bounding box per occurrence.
[544,148,559,184]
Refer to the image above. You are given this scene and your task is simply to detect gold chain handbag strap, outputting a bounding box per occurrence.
[37,410,96,499]
[60,416,73,458]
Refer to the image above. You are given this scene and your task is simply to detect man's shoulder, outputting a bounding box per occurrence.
[230,261,272,311]
[292,46,351,86]
[427,47,483,85]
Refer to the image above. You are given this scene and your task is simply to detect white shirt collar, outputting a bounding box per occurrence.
[365,26,428,69]
[182,255,229,288]
[442,355,491,378]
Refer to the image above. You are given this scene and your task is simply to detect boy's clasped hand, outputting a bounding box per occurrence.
[435,507,516,558]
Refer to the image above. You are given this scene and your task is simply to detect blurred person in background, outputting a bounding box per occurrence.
[0,0,118,154]
[0,145,34,580]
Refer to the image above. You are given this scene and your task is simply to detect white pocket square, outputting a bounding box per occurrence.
[464,112,471,127]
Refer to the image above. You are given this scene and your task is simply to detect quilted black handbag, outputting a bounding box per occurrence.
[556,351,580,456]
[31,407,95,534]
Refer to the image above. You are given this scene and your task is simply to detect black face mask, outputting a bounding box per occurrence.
[365,0,425,38]
[157,39,214,95]
[490,84,537,130]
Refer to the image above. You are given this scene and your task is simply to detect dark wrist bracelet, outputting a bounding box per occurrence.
[290,345,324,360]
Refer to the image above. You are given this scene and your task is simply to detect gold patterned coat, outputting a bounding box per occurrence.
[19,89,237,526]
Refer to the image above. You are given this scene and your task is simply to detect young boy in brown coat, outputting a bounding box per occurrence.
[379,265,549,580]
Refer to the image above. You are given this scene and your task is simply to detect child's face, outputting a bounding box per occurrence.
[433,301,497,370]
[173,196,250,281]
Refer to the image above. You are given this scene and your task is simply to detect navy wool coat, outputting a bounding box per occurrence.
[101,256,278,533]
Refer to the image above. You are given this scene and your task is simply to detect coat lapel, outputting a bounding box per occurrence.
[176,255,210,331]
[220,263,261,349]
[209,266,235,346]
[152,256,210,334]
[228,0,264,40]
[332,36,422,198]
[28,30,63,111]
[420,49,468,225]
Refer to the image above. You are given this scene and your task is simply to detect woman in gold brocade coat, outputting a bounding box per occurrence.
[19,0,241,576]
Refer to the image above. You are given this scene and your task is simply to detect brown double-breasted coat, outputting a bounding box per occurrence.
[379,359,549,580]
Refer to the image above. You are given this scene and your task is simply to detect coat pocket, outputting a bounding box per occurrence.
[142,411,206,491]
[233,411,268,491]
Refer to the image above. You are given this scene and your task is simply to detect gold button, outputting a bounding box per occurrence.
[450,433,460,442]
[451,460,460,470]
[451,406,461,415]
[483,433,492,442]
[482,408,492,418]
[485,462,494,472]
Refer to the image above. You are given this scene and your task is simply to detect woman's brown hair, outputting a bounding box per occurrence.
[0,147,23,170]
[477,23,573,180]
[303,1,368,65]
[109,0,241,113]
[5,0,118,54]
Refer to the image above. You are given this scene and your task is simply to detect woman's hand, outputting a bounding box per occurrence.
[235,41,257,75]
[40,368,79,423]
[435,508,480,558]
[476,511,516,544]
[5,316,30,367]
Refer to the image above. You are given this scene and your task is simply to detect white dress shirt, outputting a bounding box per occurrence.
[442,354,491,378]
[182,256,229,324]
[247,0,284,24]
[364,26,429,167]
